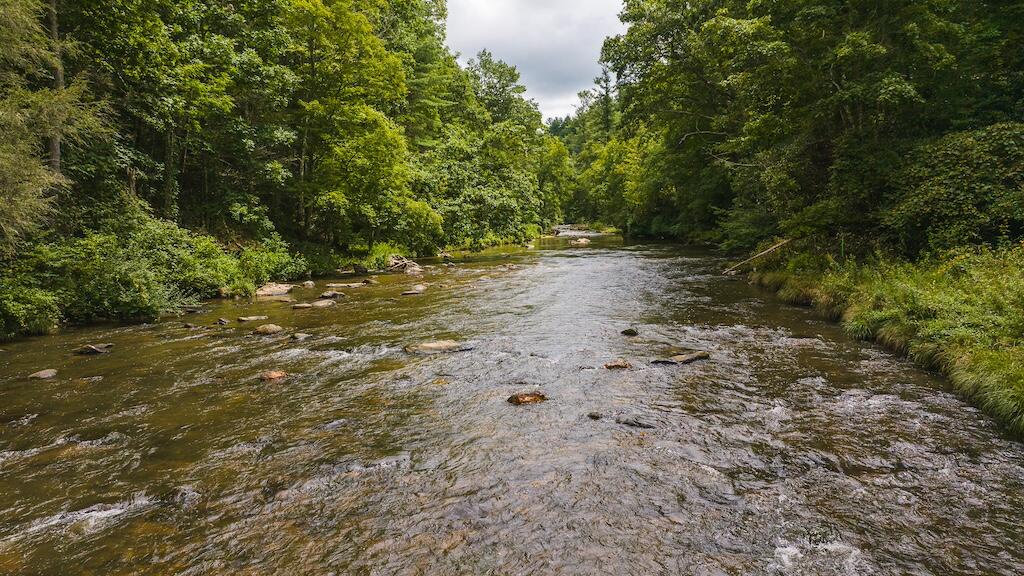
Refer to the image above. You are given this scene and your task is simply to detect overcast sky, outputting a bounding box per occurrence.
[445,0,626,121]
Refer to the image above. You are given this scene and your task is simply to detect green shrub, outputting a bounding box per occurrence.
[0,282,59,341]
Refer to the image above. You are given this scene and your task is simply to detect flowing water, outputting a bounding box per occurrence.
[2,236,1023,575]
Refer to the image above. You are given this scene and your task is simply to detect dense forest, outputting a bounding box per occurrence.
[0,0,573,339]
[552,0,1024,432]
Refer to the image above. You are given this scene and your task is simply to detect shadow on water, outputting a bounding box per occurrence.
[1,237,1023,575]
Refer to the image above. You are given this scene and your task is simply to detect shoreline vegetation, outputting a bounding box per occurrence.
[747,244,1024,436]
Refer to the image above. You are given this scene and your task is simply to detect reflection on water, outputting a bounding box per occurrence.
[2,237,1023,575]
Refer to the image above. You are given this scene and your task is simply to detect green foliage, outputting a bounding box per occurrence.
[556,0,1024,253]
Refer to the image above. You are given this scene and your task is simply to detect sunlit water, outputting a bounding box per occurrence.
[2,236,1023,575]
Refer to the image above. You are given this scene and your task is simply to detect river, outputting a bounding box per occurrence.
[2,235,1023,575]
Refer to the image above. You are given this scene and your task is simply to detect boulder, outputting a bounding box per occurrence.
[508,392,547,405]
[604,360,632,370]
[292,303,313,310]
[29,369,57,380]
[256,283,294,297]
[302,281,316,289]
[254,324,284,336]
[75,343,114,355]
[404,340,474,355]
[238,316,269,323]
[260,370,288,382]
[621,328,640,337]
[319,290,346,299]
[311,299,336,309]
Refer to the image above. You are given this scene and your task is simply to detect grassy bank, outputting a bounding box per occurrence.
[750,245,1024,436]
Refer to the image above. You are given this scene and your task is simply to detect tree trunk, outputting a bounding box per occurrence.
[48,0,64,174]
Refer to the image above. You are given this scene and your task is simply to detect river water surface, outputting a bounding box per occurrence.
[2,236,1023,575]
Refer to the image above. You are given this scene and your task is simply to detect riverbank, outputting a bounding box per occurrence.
[749,245,1024,436]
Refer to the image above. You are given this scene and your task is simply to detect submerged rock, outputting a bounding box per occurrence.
[571,238,592,246]
[319,290,347,299]
[652,351,711,366]
[402,284,427,296]
[508,392,548,405]
[311,299,336,309]
[78,376,104,384]
[28,369,57,380]
[256,282,294,297]
[291,333,312,341]
[404,340,474,355]
[615,416,655,429]
[604,360,632,370]
[292,303,313,310]
[259,370,288,382]
[326,283,365,289]
[238,316,269,323]
[75,343,114,355]
[621,328,640,337]
[254,324,284,336]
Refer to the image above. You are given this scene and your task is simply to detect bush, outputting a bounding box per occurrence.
[0,282,59,341]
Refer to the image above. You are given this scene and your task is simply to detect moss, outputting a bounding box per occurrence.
[752,245,1024,436]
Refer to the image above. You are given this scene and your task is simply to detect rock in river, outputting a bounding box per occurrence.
[254,324,284,336]
[75,343,114,355]
[293,303,313,310]
[311,299,336,309]
[291,333,312,341]
[402,284,427,296]
[615,416,656,429]
[327,283,365,289]
[508,392,547,405]
[302,280,316,288]
[260,371,288,382]
[238,316,269,323]
[652,351,711,366]
[320,290,346,299]
[256,282,294,297]
[621,328,640,337]
[29,369,58,380]
[404,340,474,355]
[571,238,592,246]
[604,360,632,370]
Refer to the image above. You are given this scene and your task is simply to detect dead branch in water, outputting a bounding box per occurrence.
[723,238,792,275]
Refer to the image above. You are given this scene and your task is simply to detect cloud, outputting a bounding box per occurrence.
[445,0,625,120]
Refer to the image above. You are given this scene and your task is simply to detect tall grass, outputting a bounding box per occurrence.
[751,245,1024,435]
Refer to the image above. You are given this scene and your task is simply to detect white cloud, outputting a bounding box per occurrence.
[445,0,625,120]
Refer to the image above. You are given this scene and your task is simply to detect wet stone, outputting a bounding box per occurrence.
[405,341,474,355]
[28,369,58,380]
[615,416,655,429]
[302,280,316,288]
[402,284,427,296]
[293,303,313,310]
[587,412,604,420]
[653,351,710,366]
[508,392,548,405]
[291,333,312,341]
[260,371,288,382]
[254,324,284,336]
[256,282,294,297]
[75,343,114,355]
[320,291,345,299]
[311,300,336,309]
[621,328,640,337]
[604,360,632,370]
[238,316,269,323]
